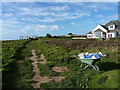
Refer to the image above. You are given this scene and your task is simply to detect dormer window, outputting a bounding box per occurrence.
[108,24,115,30]
[110,25,113,28]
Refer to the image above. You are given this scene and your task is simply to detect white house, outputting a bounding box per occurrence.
[87,20,120,39]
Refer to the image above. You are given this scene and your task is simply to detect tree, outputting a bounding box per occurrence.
[46,33,52,38]
[68,33,73,35]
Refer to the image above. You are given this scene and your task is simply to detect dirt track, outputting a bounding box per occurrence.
[28,49,66,88]
[52,66,68,73]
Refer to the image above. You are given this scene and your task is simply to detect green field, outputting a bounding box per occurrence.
[1,38,120,88]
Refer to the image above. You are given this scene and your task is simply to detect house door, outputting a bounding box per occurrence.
[103,32,106,38]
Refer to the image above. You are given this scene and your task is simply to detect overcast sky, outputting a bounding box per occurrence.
[1,2,118,40]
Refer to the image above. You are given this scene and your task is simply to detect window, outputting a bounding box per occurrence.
[94,32,101,38]
[110,25,113,28]
[108,34,112,38]
[87,34,92,38]
[108,25,115,30]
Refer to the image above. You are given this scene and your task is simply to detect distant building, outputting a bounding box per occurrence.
[87,20,120,39]
[65,35,87,39]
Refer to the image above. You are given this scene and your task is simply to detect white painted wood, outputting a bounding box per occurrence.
[108,24,115,30]
[92,24,108,33]
[106,32,117,38]
[87,34,92,38]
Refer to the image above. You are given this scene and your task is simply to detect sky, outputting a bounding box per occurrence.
[1,2,118,40]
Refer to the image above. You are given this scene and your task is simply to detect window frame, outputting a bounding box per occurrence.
[108,34,112,38]
[108,24,115,30]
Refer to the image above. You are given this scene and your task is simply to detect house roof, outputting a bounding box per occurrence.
[94,29,103,32]
[87,31,92,34]
[92,24,108,33]
[87,20,120,34]
[105,20,120,31]
[100,24,108,30]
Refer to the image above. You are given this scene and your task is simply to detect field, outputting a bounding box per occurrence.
[1,38,120,88]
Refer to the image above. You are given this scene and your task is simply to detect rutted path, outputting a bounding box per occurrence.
[27,49,66,88]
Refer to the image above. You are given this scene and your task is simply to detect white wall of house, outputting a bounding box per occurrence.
[106,32,117,38]
[87,34,92,38]
[93,31,103,38]
[87,23,119,39]
[91,25,108,39]
[119,32,120,37]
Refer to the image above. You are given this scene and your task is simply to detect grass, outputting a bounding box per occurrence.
[37,63,60,76]
[2,38,119,88]
[89,70,119,88]
[2,40,34,88]
[16,59,34,88]
[33,38,119,88]
[40,69,102,88]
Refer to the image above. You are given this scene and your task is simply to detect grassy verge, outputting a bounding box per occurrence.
[2,40,35,88]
